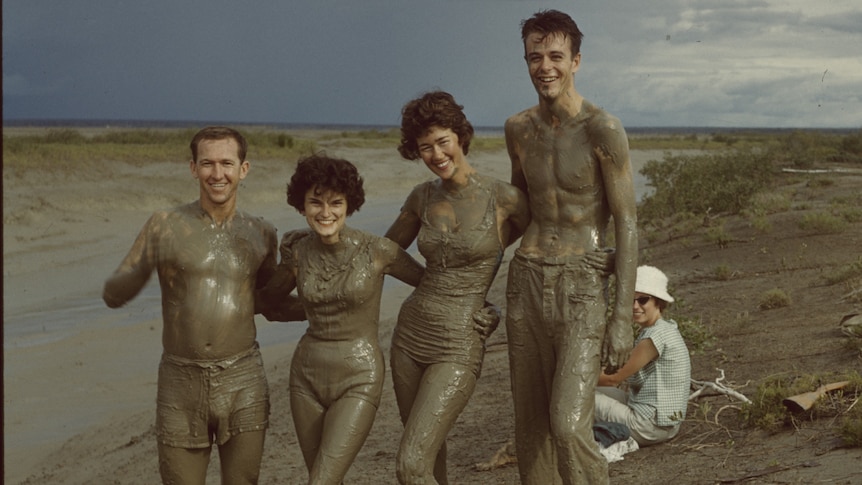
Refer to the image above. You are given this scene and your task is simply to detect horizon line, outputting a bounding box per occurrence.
[3,118,859,133]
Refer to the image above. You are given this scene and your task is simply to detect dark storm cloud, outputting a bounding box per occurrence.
[3,0,860,128]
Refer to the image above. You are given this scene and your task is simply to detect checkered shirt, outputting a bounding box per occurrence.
[626,318,692,426]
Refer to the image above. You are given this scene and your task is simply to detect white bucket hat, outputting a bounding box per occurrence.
[635,265,674,303]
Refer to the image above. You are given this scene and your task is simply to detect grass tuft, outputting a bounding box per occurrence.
[758,289,791,310]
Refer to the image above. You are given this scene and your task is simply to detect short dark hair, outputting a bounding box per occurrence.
[286,154,365,216]
[398,91,474,160]
[520,9,584,56]
[190,126,248,162]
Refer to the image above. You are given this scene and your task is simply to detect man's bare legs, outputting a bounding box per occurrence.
[159,444,210,485]
[157,430,265,485]
[219,430,266,485]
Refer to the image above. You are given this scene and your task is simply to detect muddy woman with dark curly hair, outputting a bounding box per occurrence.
[259,154,424,484]
[384,91,530,485]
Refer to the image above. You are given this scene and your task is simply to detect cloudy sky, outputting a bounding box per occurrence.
[3,0,860,128]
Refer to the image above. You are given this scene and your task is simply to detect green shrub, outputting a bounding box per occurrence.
[838,129,862,162]
[748,191,792,215]
[758,288,790,310]
[638,150,776,224]
[798,211,848,234]
[705,225,733,248]
[714,263,734,281]
[675,316,715,354]
[749,214,773,232]
[742,372,862,444]
[770,130,843,168]
[822,257,862,285]
[838,206,862,223]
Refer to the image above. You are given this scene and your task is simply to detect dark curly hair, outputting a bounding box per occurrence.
[286,154,365,216]
[520,9,584,56]
[398,91,474,161]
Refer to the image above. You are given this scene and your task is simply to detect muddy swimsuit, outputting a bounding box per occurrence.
[392,176,503,375]
[287,228,387,407]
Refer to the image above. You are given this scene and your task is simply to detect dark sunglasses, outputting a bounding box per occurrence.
[634,296,652,306]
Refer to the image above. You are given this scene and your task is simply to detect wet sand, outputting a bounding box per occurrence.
[2,131,661,483]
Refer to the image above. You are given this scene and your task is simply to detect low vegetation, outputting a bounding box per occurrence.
[2,127,318,169]
[664,296,716,354]
[822,257,862,286]
[638,150,777,223]
[758,288,791,310]
[742,372,862,446]
[631,130,862,226]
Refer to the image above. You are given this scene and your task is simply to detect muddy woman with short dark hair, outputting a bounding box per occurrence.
[259,154,424,484]
[385,91,530,485]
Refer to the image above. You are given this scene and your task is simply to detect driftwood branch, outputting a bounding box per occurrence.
[690,369,752,404]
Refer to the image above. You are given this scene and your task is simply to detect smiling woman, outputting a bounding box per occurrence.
[595,265,691,447]
[257,153,425,484]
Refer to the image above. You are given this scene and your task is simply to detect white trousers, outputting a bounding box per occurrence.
[594,387,680,446]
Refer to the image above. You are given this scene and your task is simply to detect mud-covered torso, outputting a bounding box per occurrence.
[394,175,503,366]
[509,100,628,256]
[416,176,503,292]
[154,202,275,357]
[289,226,387,341]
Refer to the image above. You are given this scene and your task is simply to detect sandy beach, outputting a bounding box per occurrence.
[6,128,860,484]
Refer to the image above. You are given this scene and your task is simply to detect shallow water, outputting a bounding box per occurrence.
[3,159,657,353]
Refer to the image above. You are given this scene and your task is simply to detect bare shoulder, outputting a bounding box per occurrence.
[236,210,278,237]
[404,180,430,208]
[153,202,197,226]
[583,103,628,146]
[505,106,539,133]
[492,177,526,202]
[279,228,311,254]
[356,228,403,266]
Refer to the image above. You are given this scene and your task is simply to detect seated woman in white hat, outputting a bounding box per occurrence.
[595,265,691,446]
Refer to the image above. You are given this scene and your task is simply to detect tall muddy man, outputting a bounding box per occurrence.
[103,126,278,484]
[504,10,638,485]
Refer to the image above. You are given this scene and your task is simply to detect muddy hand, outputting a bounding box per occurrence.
[602,315,632,369]
[473,302,501,341]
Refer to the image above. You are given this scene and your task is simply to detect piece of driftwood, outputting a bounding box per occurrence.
[839,313,862,337]
[782,381,851,413]
[690,369,752,404]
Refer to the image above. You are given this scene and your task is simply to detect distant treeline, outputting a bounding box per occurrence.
[2,128,318,167]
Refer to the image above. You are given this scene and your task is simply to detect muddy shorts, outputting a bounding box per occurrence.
[156,343,269,448]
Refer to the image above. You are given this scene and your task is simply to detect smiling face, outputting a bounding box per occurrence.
[524,32,580,101]
[190,137,249,215]
[417,126,466,182]
[633,292,662,328]
[302,186,348,244]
